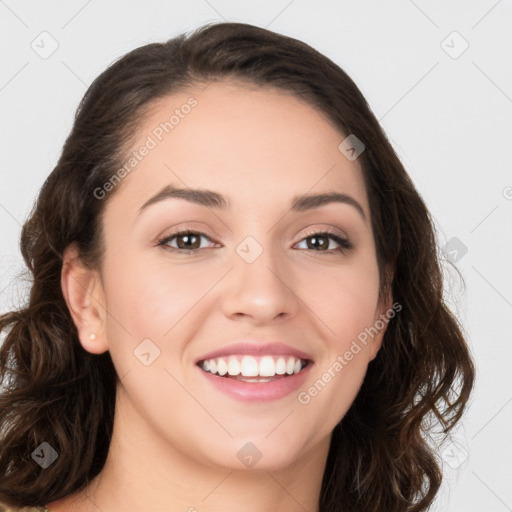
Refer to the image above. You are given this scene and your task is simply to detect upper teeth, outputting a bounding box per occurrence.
[200,355,304,377]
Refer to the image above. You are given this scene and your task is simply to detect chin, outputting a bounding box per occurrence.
[192,430,318,473]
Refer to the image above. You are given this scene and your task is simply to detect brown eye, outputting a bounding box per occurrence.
[295,231,353,254]
[157,230,216,252]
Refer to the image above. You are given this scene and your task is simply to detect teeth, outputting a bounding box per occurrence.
[240,356,259,377]
[275,357,286,375]
[227,356,241,376]
[199,355,306,378]
[217,358,228,376]
[258,356,274,377]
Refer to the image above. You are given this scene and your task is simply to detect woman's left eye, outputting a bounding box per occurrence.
[157,230,353,254]
[294,231,353,253]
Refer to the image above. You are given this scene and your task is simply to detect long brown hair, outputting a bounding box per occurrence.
[0,21,474,511]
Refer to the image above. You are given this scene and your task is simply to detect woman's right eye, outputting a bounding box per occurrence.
[157,230,217,253]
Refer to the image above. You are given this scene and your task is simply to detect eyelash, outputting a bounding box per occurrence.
[157,229,353,255]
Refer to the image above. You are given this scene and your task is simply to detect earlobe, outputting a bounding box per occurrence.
[61,244,109,355]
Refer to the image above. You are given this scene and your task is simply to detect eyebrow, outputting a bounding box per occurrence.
[138,185,367,220]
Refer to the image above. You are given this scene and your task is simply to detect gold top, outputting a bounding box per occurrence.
[0,506,50,512]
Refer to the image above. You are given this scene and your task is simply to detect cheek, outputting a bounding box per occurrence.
[299,255,381,341]
[102,251,209,333]
[99,252,222,378]
[296,257,381,416]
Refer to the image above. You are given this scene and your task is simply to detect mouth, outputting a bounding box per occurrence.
[197,355,311,383]
[194,341,314,401]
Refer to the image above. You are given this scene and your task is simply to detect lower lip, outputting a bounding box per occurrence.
[197,363,313,402]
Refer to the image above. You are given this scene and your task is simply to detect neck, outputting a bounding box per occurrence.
[52,388,330,512]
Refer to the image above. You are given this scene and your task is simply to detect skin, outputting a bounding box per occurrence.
[52,81,392,512]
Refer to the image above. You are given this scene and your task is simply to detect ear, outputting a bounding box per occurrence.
[61,243,109,354]
[368,266,395,361]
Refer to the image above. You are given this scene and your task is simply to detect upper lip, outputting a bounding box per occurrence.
[195,341,313,364]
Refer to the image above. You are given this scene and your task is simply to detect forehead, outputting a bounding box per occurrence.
[107,81,369,219]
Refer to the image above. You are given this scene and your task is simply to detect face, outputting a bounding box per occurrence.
[74,81,391,472]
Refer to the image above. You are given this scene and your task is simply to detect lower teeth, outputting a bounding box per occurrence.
[225,375,287,382]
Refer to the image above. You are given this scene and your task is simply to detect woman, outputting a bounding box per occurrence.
[0,21,474,512]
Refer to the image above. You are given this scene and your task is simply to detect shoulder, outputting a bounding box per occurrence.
[0,505,50,512]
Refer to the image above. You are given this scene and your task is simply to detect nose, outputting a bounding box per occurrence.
[220,239,300,325]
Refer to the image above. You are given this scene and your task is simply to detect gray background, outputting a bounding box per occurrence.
[1,1,511,510]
